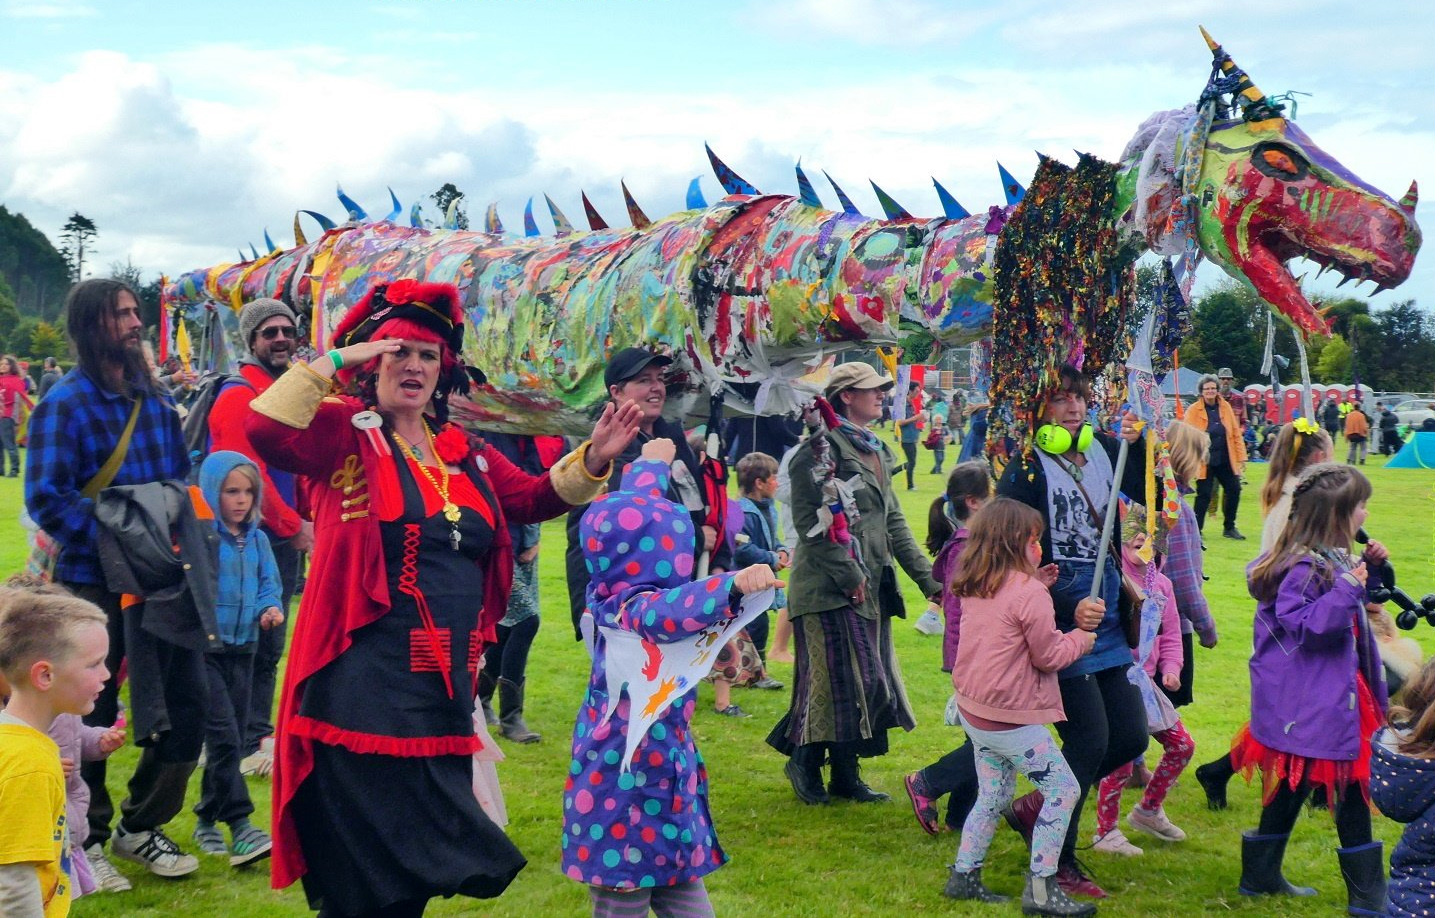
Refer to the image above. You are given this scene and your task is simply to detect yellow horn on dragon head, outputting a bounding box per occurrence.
[1200,26,1284,122]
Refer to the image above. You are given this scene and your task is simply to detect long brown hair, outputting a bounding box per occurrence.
[1260,423,1333,512]
[1389,657,1435,759]
[948,498,1043,599]
[63,279,155,394]
[1249,463,1371,601]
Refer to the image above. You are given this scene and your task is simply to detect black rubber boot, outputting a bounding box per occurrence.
[1194,759,1230,810]
[1022,872,1096,916]
[497,677,541,743]
[1337,841,1387,916]
[784,744,829,805]
[828,746,890,803]
[477,669,498,727]
[1238,832,1317,897]
[944,866,1010,903]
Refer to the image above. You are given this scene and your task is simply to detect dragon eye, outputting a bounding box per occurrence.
[1264,150,1298,172]
[1253,142,1309,181]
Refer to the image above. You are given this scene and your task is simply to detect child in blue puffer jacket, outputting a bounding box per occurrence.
[193,451,284,868]
[1373,657,1435,917]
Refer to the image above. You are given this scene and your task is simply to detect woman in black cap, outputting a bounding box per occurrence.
[563,347,734,639]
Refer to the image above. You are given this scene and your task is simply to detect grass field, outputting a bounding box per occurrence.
[4,442,1434,916]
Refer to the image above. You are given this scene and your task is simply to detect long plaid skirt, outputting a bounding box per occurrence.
[765,606,914,757]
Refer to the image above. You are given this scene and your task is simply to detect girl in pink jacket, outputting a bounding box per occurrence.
[943,498,1099,916]
[1092,503,1195,856]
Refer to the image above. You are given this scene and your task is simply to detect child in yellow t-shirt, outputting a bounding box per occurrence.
[0,588,110,917]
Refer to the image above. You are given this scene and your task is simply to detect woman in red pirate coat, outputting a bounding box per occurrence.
[244,279,641,916]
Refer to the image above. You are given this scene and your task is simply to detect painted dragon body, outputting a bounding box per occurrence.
[164,31,1419,435]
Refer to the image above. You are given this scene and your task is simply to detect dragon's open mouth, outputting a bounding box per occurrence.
[1237,215,1418,337]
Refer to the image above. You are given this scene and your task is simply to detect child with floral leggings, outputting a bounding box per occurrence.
[941,499,1098,916]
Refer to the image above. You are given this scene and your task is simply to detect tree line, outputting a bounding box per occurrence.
[1179,279,1435,393]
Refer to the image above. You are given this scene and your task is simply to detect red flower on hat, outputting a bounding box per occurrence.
[434,423,472,465]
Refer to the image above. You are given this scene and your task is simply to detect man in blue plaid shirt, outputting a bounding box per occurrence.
[24,278,202,888]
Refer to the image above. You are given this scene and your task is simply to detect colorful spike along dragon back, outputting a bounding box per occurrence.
[164,29,1419,437]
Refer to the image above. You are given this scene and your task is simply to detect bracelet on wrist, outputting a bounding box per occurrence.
[327,349,344,370]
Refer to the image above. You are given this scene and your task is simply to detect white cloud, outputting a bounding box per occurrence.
[0,22,1428,315]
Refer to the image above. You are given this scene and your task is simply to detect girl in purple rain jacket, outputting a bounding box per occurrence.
[1230,463,1389,914]
[563,439,779,916]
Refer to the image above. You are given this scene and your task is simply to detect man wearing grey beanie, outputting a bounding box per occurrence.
[207,296,312,777]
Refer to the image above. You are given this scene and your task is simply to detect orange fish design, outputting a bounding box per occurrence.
[642,677,678,718]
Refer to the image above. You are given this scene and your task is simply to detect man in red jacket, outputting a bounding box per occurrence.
[207,297,313,774]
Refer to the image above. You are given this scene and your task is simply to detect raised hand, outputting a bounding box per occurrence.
[323,338,402,376]
[589,400,645,471]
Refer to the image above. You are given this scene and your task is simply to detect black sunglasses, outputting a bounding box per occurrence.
[259,326,298,340]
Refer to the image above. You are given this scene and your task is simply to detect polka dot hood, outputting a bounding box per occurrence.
[564,457,742,889]
[581,457,696,610]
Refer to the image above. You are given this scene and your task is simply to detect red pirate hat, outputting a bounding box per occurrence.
[331,279,484,393]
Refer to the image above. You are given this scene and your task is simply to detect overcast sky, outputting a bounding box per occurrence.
[1,0,1429,315]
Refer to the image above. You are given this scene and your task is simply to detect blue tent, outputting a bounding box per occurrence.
[1385,432,1435,469]
[1156,367,1205,397]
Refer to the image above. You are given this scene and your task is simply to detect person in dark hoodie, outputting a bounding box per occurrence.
[564,348,733,639]
[1373,657,1435,917]
[190,450,283,868]
[207,297,313,776]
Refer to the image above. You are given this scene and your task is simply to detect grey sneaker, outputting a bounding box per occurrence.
[715,704,751,718]
[84,843,133,892]
[113,824,199,878]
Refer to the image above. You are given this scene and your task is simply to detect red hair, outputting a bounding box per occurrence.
[338,316,459,387]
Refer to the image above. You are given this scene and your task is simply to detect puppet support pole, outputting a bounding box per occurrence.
[1089,435,1130,603]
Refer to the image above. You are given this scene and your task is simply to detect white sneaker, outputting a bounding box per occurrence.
[239,749,274,777]
[84,844,133,892]
[1091,828,1144,856]
[1127,804,1187,842]
[112,824,200,878]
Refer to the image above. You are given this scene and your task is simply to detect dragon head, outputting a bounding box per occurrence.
[1195,30,1421,336]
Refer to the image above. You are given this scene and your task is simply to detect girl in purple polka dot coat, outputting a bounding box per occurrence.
[564,438,781,916]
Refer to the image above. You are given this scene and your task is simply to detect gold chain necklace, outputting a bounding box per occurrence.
[391,420,463,549]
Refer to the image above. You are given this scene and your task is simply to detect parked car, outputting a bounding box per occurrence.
[1392,399,1435,428]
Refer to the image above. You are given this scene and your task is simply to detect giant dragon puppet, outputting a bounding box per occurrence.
[164,30,1420,442]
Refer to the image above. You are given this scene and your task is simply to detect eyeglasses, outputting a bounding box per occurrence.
[259,326,298,340]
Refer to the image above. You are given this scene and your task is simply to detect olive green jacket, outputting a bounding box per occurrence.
[786,427,939,620]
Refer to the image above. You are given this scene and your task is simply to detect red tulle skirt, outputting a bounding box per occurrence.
[1230,673,1381,807]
